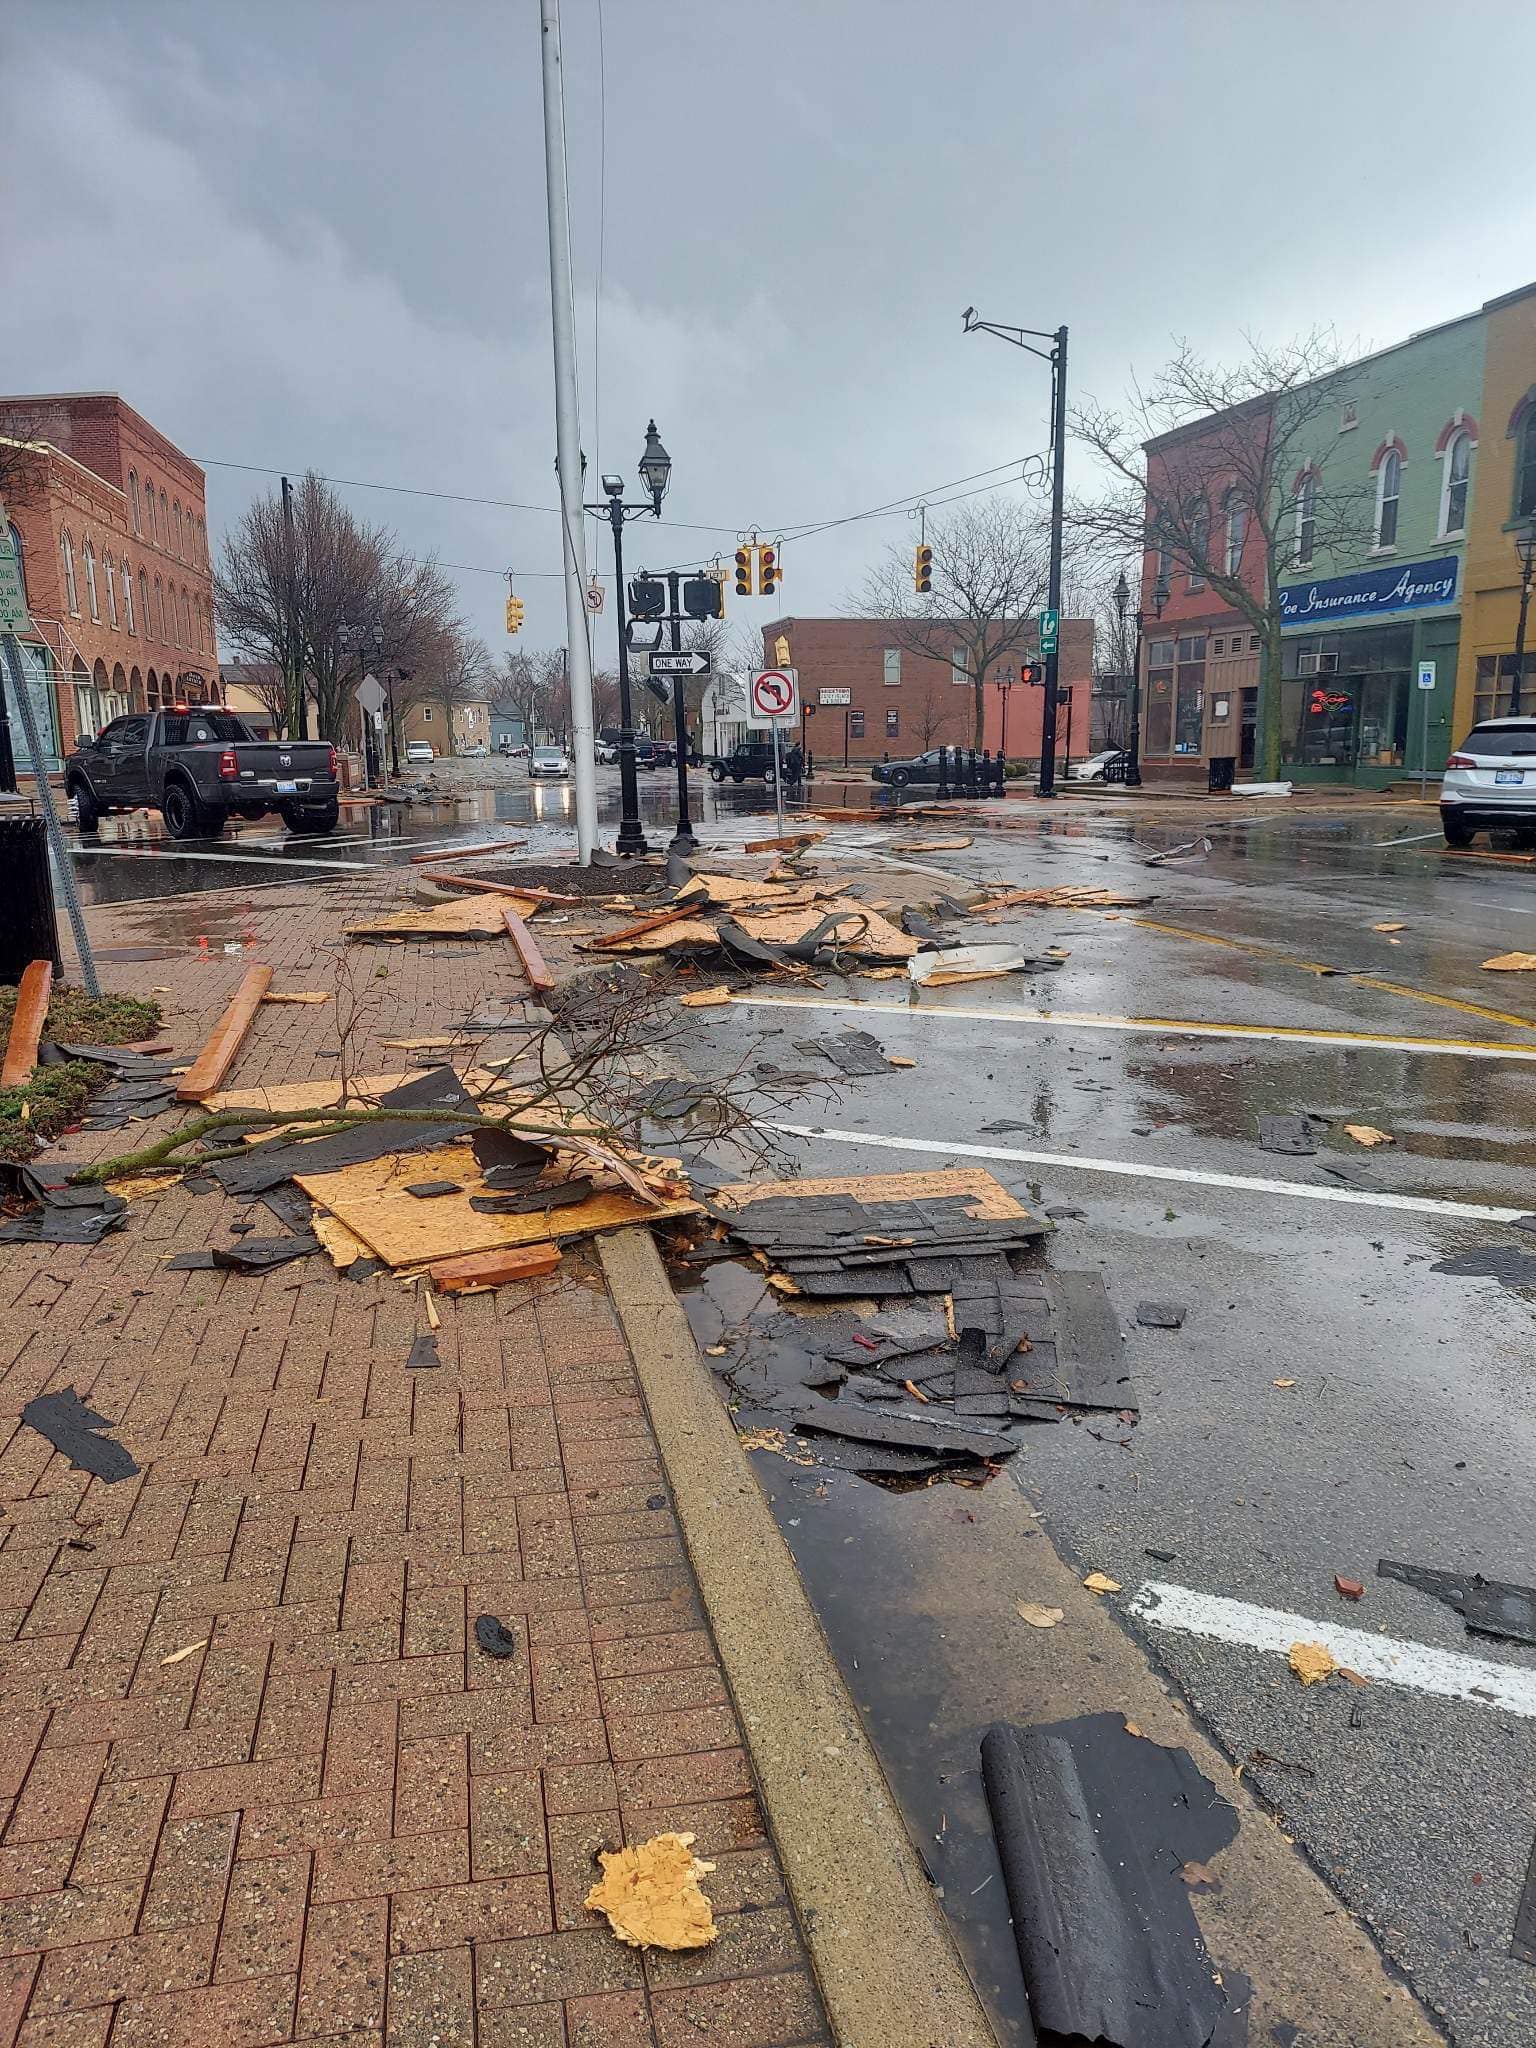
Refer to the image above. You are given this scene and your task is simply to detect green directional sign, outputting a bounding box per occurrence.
[1038,608,1059,657]
[0,511,30,634]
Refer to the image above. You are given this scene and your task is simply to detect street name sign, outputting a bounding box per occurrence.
[750,669,799,722]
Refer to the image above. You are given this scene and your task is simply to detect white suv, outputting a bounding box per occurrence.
[1441,718,1536,846]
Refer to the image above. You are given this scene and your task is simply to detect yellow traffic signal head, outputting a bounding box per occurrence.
[758,544,779,597]
[734,547,753,597]
[914,544,933,595]
[505,595,525,634]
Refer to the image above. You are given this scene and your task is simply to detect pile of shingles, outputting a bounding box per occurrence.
[691,1169,1137,1482]
[580,869,921,972]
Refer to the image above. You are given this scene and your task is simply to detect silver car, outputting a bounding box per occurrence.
[1440,717,1536,846]
[529,745,570,779]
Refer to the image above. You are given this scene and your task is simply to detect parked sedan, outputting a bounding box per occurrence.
[869,747,948,789]
[405,741,435,765]
[1440,717,1536,845]
[1069,748,1129,782]
[529,745,570,778]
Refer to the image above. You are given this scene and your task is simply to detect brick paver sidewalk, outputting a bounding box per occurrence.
[0,867,829,2047]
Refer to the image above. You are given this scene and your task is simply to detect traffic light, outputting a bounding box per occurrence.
[914,543,933,594]
[757,544,779,598]
[1018,662,1039,686]
[628,575,666,619]
[734,546,754,597]
[504,594,525,634]
[682,574,723,620]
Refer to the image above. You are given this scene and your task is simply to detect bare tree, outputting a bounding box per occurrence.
[907,666,966,752]
[1069,331,1370,780]
[0,407,49,508]
[853,498,1054,747]
[395,627,490,755]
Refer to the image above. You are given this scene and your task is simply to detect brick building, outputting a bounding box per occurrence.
[756,616,1095,767]
[1,393,216,774]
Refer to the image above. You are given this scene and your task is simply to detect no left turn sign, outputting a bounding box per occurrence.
[750,668,799,721]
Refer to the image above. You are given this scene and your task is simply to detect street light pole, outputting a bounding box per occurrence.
[588,423,671,858]
[962,308,1068,798]
[1115,568,1166,789]
[1512,525,1536,716]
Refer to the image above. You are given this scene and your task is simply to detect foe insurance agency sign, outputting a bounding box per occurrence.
[1280,553,1458,629]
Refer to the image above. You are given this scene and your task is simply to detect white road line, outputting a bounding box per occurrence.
[1129,1580,1536,1719]
[1376,829,1445,846]
[730,993,1536,1063]
[757,1120,1531,1224]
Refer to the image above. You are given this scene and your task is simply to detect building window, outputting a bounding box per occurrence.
[6,522,25,602]
[182,589,193,645]
[1295,472,1317,566]
[1375,448,1401,547]
[1174,635,1206,754]
[128,470,141,536]
[422,705,433,721]
[1249,634,1260,651]
[886,707,900,738]
[154,577,165,640]
[160,491,169,547]
[1474,653,1536,723]
[84,539,101,620]
[122,559,135,634]
[883,647,901,685]
[1186,501,1209,590]
[1148,637,1175,667]
[1439,431,1472,537]
[1223,490,1246,576]
[950,644,968,687]
[139,570,150,635]
[1213,637,1225,656]
[1518,412,1536,521]
[849,708,865,739]
[61,530,79,614]
[142,480,155,542]
[173,502,183,559]
[105,553,118,627]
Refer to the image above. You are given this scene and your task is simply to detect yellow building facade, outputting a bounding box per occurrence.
[1454,282,1536,733]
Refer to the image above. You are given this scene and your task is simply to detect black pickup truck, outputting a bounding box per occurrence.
[66,708,340,840]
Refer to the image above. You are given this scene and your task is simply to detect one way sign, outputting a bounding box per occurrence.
[649,650,712,677]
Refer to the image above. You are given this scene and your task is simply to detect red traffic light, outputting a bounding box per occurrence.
[759,546,778,594]
[1019,662,1040,686]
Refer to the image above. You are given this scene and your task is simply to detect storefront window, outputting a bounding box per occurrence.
[1281,626,1413,770]
[1145,668,1174,755]
[1174,635,1205,753]
[1473,655,1536,724]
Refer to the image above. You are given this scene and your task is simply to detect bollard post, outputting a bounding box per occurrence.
[936,746,950,800]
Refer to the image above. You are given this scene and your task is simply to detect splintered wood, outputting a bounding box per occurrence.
[711,1166,1031,1222]
[1,959,52,1088]
[176,965,274,1101]
[344,893,532,939]
[971,885,1151,911]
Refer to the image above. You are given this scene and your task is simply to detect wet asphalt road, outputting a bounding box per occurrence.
[67,771,1536,2044]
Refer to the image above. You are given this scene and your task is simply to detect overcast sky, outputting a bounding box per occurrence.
[9,0,1536,663]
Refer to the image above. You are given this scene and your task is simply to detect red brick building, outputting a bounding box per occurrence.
[1,393,217,772]
[757,616,1095,767]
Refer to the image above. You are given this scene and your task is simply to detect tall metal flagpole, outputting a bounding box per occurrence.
[538,0,598,863]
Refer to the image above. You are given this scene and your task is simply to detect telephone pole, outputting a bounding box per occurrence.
[538,0,598,863]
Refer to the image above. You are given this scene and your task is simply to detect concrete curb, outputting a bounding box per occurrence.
[598,1226,998,2048]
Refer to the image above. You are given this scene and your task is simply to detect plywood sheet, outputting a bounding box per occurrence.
[675,874,819,909]
[732,901,917,961]
[712,1166,1029,1223]
[207,1070,439,1113]
[586,918,719,955]
[296,1139,699,1268]
[344,893,519,939]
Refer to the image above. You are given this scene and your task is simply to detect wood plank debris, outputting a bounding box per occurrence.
[589,903,700,950]
[345,894,522,939]
[743,832,826,854]
[260,990,331,1005]
[410,839,525,863]
[1,959,53,1088]
[503,905,556,992]
[421,873,545,912]
[176,965,274,1102]
[427,1243,563,1292]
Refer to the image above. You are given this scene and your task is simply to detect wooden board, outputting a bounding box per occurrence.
[674,873,801,908]
[419,874,543,915]
[711,1166,1032,1223]
[743,832,826,854]
[428,1243,563,1292]
[410,840,524,864]
[503,906,555,992]
[296,1138,699,1268]
[176,965,274,1102]
[582,917,718,956]
[261,991,330,1005]
[589,903,699,950]
[344,894,517,939]
[1,959,53,1088]
[732,901,917,961]
[207,1070,440,1113]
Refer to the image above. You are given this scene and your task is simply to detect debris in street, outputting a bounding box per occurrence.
[1513,1836,1536,1968]
[261,990,331,1005]
[1288,1641,1337,1686]
[891,835,974,852]
[1135,1300,1187,1329]
[474,1614,520,1659]
[1480,952,1536,972]
[584,1831,718,1952]
[1016,1602,1063,1628]
[909,942,1035,987]
[503,905,556,992]
[1335,1575,1365,1600]
[1377,1558,1536,1646]
[176,964,275,1101]
[1259,1113,1323,1156]
[590,902,701,950]
[1372,922,1407,934]
[1344,1123,1394,1146]
[21,1387,139,1482]
[345,892,535,939]
[887,1054,917,1068]
[971,884,1154,912]
[1083,1572,1121,1595]
[1142,836,1212,867]
[406,1333,441,1370]
[980,1713,1239,2048]
[427,1244,564,1292]
[1,960,52,1088]
[406,1180,462,1199]
[791,1030,892,1077]
[1230,779,1294,797]
[1272,1378,1296,1388]
[678,986,732,1007]
[743,831,826,854]
[159,1640,208,1667]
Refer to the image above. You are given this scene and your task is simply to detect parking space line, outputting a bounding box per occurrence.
[729,993,1536,1062]
[1129,1581,1536,1718]
[757,1120,1531,1223]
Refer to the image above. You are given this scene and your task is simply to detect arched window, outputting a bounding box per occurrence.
[83,538,100,620]
[1376,448,1402,548]
[155,576,166,641]
[61,529,79,614]
[1519,413,1536,521]
[199,516,208,566]
[160,491,169,547]
[1295,472,1318,566]
[1223,489,1246,577]
[105,553,118,627]
[128,469,141,536]
[1186,502,1210,591]
[181,587,192,645]
[173,502,183,559]
[7,522,26,602]
[122,558,135,634]
[1440,432,1472,537]
[141,480,154,542]
[139,569,150,636]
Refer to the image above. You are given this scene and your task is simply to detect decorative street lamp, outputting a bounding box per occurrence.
[995,665,1015,767]
[1512,520,1536,716]
[587,422,670,856]
[1114,566,1168,789]
[339,621,394,781]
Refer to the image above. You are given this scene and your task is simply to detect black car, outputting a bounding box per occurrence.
[66,708,339,840]
[706,739,803,785]
[869,747,951,789]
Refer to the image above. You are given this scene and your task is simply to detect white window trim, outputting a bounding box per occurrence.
[83,540,100,621]
[122,559,135,634]
[61,531,79,615]
[105,554,118,627]
[422,705,434,721]
[883,646,901,685]
[1437,426,1475,540]
[1223,493,1246,578]
[1373,445,1403,551]
[1187,506,1209,591]
[1293,473,1317,568]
